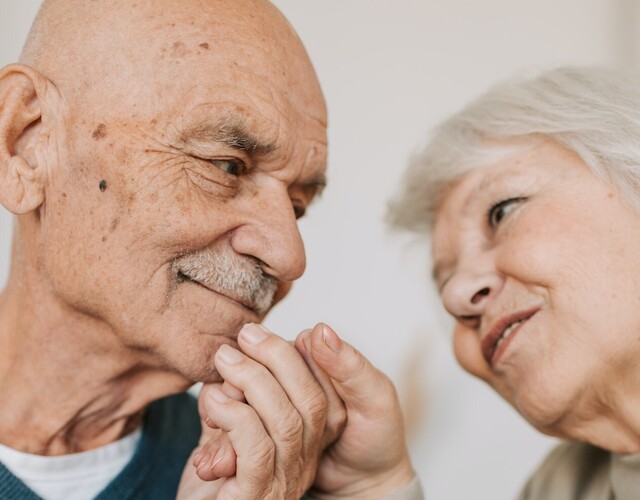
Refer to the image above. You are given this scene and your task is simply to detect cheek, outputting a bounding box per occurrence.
[497,207,592,289]
[453,326,491,380]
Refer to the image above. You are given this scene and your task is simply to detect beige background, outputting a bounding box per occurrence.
[1,1,636,498]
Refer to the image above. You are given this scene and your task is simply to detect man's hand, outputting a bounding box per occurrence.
[178,323,347,499]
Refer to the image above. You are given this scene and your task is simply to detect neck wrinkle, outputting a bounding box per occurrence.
[0,265,191,455]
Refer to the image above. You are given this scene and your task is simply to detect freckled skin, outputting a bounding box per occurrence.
[0,0,328,454]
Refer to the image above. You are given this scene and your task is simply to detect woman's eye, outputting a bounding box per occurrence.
[210,159,245,176]
[487,197,527,228]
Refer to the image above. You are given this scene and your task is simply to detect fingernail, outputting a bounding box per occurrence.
[217,344,244,365]
[321,324,342,352]
[208,387,230,404]
[240,323,269,344]
[300,329,312,354]
[196,452,212,474]
[193,448,204,467]
[211,447,225,469]
[194,452,211,471]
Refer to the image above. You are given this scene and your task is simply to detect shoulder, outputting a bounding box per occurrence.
[517,441,611,500]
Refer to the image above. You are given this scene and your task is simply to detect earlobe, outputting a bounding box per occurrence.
[0,64,49,215]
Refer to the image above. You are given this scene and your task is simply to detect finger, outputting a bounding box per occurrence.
[218,325,329,493]
[192,429,237,481]
[194,382,244,480]
[295,327,347,446]
[309,323,399,418]
[202,386,278,499]
[199,381,246,428]
[214,343,307,469]
[236,323,328,445]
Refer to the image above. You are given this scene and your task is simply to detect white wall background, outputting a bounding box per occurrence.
[0,1,635,498]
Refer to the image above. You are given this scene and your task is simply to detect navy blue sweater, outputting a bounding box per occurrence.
[0,392,201,499]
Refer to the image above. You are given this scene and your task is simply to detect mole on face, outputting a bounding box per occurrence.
[99,180,107,192]
[92,124,107,140]
[199,42,209,50]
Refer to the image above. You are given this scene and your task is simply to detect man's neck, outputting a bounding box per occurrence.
[0,283,191,456]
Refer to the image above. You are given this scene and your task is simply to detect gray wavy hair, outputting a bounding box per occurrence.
[388,66,640,232]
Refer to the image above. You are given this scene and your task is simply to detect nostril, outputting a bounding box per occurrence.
[471,287,490,305]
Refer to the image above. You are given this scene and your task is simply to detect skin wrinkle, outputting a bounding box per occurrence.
[0,0,327,455]
[434,140,640,453]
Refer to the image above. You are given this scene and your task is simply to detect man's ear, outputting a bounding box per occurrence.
[0,64,51,215]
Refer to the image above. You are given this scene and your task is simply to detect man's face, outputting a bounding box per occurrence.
[38,1,327,382]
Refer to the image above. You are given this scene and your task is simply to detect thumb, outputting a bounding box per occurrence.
[308,323,397,416]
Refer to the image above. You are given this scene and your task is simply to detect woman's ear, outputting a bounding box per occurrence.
[0,64,51,215]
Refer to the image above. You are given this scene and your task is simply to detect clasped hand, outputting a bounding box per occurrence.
[178,323,414,499]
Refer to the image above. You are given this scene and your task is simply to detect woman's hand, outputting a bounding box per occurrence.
[300,323,415,498]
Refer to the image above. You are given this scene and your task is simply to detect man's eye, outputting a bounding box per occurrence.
[487,197,527,228]
[210,159,246,176]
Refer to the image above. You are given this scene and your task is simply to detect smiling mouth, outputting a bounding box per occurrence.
[482,308,539,366]
[176,271,260,316]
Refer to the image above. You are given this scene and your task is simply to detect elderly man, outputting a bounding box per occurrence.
[0,0,421,498]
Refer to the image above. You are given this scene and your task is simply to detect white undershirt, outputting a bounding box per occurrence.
[0,428,142,500]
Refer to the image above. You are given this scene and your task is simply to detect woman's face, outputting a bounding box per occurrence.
[432,139,640,439]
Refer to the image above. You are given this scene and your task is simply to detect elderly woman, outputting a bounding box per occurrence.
[389,66,640,498]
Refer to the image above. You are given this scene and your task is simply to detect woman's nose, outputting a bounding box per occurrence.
[441,270,503,323]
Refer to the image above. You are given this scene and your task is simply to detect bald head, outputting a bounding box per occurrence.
[20,0,324,121]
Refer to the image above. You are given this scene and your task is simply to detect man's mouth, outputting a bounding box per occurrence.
[481,308,540,366]
[177,271,261,316]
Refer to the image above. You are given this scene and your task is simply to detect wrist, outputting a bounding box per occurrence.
[308,457,416,499]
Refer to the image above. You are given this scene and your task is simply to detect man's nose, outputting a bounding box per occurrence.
[441,267,503,323]
[230,188,306,282]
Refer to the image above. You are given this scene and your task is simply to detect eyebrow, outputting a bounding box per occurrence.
[180,115,277,155]
[296,172,328,200]
[179,114,328,198]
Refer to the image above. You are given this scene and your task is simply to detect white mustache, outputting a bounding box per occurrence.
[172,248,278,315]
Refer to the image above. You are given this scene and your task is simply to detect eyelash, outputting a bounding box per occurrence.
[487,197,527,228]
[209,158,247,177]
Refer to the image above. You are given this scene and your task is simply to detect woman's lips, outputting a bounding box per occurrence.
[481,308,540,367]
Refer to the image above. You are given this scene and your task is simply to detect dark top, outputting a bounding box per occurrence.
[0,392,201,499]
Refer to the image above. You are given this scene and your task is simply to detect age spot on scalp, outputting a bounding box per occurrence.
[99,180,108,192]
[92,124,107,140]
[171,41,190,57]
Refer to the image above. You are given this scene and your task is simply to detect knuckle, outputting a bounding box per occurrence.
[300,388,328,427]
[275,411,303,444]
[326,401,347,437]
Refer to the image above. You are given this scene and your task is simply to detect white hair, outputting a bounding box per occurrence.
[172,247,278,315]
[388,66,640,232]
